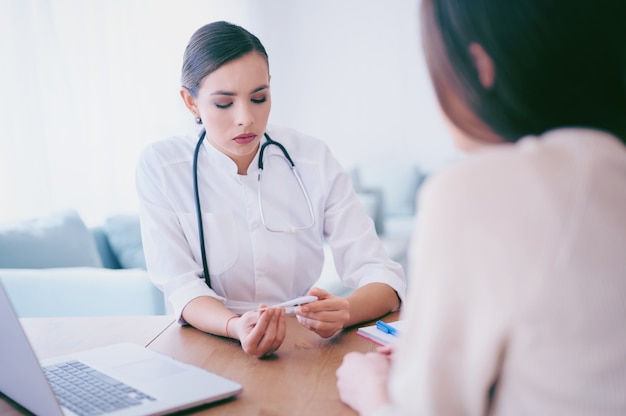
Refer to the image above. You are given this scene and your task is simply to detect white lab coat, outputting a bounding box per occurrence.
[136,125,406,320]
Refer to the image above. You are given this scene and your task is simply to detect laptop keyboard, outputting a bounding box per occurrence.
[44,360,156,416]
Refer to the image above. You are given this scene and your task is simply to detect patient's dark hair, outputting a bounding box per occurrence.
[181,21,269,97]
[421,0,626,144]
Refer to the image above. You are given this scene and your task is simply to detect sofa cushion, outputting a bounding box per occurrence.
[354,165,424,217]
[357,189,385,235]
[0,210,102,268]
[103,215,146,269]
[92,226,122,269]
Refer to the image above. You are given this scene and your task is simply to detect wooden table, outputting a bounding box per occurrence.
[0,313,399,415]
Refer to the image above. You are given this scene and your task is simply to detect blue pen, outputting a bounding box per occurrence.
[376,320,399,336]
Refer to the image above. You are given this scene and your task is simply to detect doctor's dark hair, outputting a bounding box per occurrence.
[420,0,626,144]
[181,21,269,98]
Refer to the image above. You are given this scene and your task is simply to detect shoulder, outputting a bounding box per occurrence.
[265,125,331,157]
[419,128,624,245]
[423,128,621,209]
[137,133,199,168]
[264,125,347,187]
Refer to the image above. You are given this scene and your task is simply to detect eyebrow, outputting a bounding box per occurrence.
[210,85,269,96]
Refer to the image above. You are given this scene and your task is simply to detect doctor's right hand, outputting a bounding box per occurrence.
[231,305,287,358]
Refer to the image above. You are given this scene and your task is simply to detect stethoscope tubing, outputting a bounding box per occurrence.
[193,129,314,288]
[193,130,211,287]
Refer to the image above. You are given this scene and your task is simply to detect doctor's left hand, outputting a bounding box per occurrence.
[232,306,287,358]
[295,287,349,338]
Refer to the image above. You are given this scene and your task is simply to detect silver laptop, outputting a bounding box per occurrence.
[0,282,242,415]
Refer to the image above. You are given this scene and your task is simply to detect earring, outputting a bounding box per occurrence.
[192,111,202,124]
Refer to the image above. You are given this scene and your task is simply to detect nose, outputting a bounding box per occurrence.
[235,102,255,127]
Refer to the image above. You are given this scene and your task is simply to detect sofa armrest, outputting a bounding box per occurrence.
[0,268,166,317]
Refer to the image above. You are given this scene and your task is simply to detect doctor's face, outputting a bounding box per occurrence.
[184,52,271,170]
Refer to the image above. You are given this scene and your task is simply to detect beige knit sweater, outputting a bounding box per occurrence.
[376,128,626,416]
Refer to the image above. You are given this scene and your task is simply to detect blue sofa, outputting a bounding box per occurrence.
[0,210,166,318]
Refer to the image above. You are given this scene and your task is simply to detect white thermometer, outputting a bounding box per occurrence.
[256,295,318,313]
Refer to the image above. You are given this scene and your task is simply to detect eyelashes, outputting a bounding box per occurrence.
[215,96,267,109]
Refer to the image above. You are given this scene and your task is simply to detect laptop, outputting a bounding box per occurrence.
[0,281,242,415]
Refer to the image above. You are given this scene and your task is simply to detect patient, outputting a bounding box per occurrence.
[336,0,626,414]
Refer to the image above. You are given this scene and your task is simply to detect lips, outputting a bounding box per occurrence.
[233,133,257,145]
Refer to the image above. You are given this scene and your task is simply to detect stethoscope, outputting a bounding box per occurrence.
[193,129,315,288]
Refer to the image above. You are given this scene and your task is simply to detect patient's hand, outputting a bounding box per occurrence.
[295,287,350,338]
[336,351,391,413]
[234,306,286,358]
[377,344,394,357]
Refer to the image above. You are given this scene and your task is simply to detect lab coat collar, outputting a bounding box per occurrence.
[200,134,263,176]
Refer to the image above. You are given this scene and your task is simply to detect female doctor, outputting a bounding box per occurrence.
[135,21,406,358]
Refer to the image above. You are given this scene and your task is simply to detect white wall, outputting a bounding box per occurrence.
[157,0,457,171]
[0,0,457,224]
[251,0,457,171]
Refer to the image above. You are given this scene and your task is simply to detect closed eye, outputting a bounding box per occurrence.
[215,102,233,109]
[251,96,267,104]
